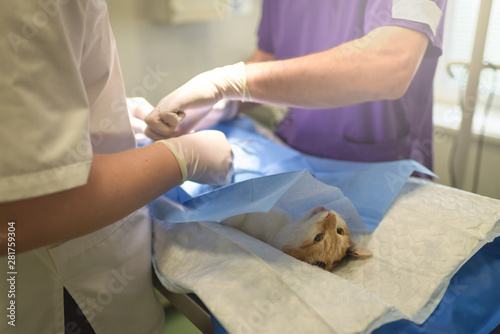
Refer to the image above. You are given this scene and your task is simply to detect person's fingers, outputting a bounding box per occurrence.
[144,109,185,138]
[144,126,166,141]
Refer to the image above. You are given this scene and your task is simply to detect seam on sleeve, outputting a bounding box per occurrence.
[392,0,442,35]
[0,160,92,203]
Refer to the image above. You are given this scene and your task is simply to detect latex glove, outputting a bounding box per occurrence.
[145,62,250,140]
[159,130,233,186]
[191,99,240,131]
[126,97,154,145]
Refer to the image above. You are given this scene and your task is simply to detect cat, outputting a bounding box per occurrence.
[221,205,372,271]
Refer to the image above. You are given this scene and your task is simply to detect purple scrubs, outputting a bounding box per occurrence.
[258,0,447,171]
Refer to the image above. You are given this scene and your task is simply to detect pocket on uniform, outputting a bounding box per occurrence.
[340,130,413,162]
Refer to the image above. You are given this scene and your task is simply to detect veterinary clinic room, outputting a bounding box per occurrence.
[3,0,500,333]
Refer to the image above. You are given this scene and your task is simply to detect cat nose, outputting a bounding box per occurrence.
[326,212,337,227]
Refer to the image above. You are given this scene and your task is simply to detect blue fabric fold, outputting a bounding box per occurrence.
[153,169,369,234]
[156,116,434,231]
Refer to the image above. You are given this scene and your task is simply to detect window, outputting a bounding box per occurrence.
[434,0,500,107]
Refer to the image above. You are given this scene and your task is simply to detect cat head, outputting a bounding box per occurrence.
[280,206,372,271]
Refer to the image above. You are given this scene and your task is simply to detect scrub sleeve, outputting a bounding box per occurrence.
[258,0,447,171]
[0,1,164,333]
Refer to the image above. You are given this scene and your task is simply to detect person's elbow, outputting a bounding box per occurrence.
[365,26,427,101]
[377,62,416,101]
[377,43,426,101]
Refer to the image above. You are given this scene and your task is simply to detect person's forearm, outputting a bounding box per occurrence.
[238,48,277,113]
[245,26,428,109]
[0,143,182,254]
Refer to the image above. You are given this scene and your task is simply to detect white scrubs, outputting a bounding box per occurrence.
[0,1,164,333]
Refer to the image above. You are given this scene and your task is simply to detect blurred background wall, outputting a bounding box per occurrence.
[106,0,261,104]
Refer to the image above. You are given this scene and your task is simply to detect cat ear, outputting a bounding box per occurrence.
[347,243,372,258]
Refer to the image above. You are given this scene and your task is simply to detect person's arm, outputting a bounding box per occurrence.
[0,131,232,255]
[248,49,276,63]
[237,48,277,113]
[145,25,428,138]
[0,144,180,255]
[245,25,428,109]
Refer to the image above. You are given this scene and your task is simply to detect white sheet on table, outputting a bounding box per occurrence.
[153,178,500,334]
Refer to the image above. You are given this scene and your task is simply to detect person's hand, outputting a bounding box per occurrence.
[126,97,154,144]
[191,99,240,130]
[159,130,233,186]
[145,62,249,140]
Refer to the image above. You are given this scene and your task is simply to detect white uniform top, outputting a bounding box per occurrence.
[0,1,164,333]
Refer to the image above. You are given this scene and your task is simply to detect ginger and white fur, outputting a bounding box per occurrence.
[221,206,372,271]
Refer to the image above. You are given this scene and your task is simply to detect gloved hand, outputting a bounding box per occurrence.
[191,99,240,131]
[126,97,154,145]
[145,62,250,140]
[158,130,233,186]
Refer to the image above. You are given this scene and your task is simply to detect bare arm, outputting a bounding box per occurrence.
[0,143,182,255]
[237,49,276,113]
[248,49,276,63]
[245,25,429,109]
